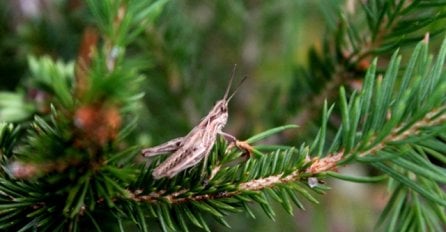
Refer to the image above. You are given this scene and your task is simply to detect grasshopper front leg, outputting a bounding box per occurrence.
[218,131,254,155]
[141,137,184,157]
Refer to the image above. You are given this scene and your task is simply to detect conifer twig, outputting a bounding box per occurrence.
[130,153,342,204]
[359,105,446,157]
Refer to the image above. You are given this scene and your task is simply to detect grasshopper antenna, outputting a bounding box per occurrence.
[227,75,247,102]
[224,64,238,100]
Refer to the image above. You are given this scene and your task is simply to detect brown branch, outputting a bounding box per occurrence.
[105,5,126,72]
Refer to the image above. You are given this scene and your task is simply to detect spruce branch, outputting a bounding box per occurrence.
[131,150,342,205]
[358,105,446,157]
[2,1,446,231]
[128,40,446,226]
[286,1,446,140]
[130,36,446,226]
[0,0,169,231]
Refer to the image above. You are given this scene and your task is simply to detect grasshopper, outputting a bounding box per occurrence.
[142,66,251,179]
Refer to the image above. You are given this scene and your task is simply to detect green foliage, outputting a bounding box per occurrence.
[0,0,446,231]
[28,56,75,108]
[328,40,446,230]
[0,92,35,122]
[286,0,446,142]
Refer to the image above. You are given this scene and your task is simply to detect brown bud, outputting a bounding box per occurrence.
[74,104,121,146]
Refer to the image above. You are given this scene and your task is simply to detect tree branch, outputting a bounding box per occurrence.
[130,152,343,204]
[359,105,446,157]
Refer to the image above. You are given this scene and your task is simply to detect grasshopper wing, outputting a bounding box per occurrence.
[142,137,184,157]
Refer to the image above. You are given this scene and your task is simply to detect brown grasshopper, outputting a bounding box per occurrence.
[142,66,251,179]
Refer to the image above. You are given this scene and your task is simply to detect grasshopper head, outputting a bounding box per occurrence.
[210,99,229,125]
[202,99,229,131]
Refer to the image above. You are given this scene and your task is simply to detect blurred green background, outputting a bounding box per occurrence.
[0,0,383,231]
